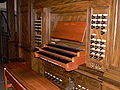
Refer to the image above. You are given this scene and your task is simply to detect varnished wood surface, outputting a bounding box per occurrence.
[15,0,120,89]
[7,0,18,59]
[51,21,86,42]
[4,62,60,90]
[17,0,31,68]
[110,0,120,71]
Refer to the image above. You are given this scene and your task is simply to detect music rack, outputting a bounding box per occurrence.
[34,43,85,71]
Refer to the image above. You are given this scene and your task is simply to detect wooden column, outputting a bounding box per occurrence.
[42,8,51,44]
[17,0,31,68]
[7,0,18,60]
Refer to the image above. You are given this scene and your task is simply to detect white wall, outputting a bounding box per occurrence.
[0,2,6,9]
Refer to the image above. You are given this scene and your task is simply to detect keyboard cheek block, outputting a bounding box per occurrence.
[34,44,85,71]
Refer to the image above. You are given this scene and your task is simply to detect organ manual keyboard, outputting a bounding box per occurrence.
[35,43,85,71]
[34,21,86,71]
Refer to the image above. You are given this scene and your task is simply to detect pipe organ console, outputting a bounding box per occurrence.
[35,21,86,71]
[32,0,120,89]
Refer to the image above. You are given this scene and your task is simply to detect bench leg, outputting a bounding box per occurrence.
[4,68,8,90]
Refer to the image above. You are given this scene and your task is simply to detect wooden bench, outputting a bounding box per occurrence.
[3,62,60,90]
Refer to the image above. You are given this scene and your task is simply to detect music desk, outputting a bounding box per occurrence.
[3,62,60,90]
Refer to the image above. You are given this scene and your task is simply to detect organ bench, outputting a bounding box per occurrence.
[3,62,60,90]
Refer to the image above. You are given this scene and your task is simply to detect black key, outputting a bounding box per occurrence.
[35,30,41,32]
[95,41,99,44]
[91,35,94,39]
[33,48,39,52]
[99,52,103,55]
[91,20,95,24]
[47,44,83,53]
[101,26,105,29]
[90,40,94,44]
[99,57,103,60]
[34,24,42,26]
[102,15,106,19]
[96,15,100,19]
[96,26,100,29]
[100,47,104,50]
[94,56,98,59]
[100,42,104,45]
[89,55,93,58]
[91,25,95,29]
[92,15,95,19]
[94,51,98,54]
[101,31,105,35]
[34,27,42,29]
[42,47,76,58]
[95,46,98,49]
[90,45,94,48]
[101,21,106,24]
[96,21,100,24]
[35,39,41,41]
[37,51,71,64]
[90,50,94,53]
[35,36,41,38]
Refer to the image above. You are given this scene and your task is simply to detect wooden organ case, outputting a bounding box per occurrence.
[31,0,120,90]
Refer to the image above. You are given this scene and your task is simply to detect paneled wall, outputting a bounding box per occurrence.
[7,0,32,68]
[17,0,31,68]
[0,2,6,9]
[7,0,17,60]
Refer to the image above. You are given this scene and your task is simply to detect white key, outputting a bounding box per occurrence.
[92,33,96,36]
[96,49,100,51]
[101,45,106,47]
[97,39,101,41]
[103,19,107,21]
[101,50,105,52]
[91,38,96,41]
[97,44,101,46]
[91,48,95,50]
[98,24,102,26]
[82,87,86,89]
[103,14,108,16]
[98,14,102,16]
[101,55,105,57]
[78,85,82,88]
[91,52,95,55]
[92,19,97,21]
[96,54,100,56]
[92,14,97,16]
[102,40,106,42]
[98,19,103,21]
[92,43,96,45]
[103,24,107,26]
[91,24,97,26]
[102,29,107,32]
